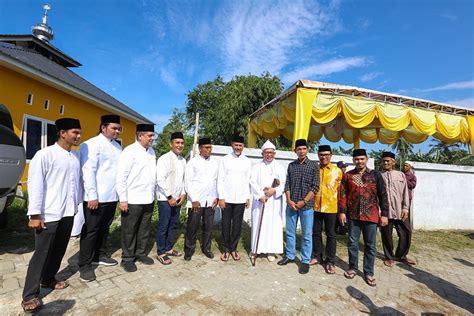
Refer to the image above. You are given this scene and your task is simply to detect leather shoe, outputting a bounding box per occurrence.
[277,257,295,266]
[299,263,309,274]
[136,256,154,265]
[120,261,137,273]
[184,254,192,261]
[203,251,214,259]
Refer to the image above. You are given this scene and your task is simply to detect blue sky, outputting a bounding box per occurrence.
[1,0,473,152]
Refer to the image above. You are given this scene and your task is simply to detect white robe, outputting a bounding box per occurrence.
[250,160,286,254]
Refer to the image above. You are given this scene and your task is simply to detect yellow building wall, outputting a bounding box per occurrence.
[0,66,138,186]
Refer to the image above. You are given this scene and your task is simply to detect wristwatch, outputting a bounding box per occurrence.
[303,199,308,207]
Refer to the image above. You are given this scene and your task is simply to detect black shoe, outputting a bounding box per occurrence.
[79,266,96,282]
[277,257,295,266]
[136,256,154,265]
[203,251,214,259]
[184,254,192,261]
[299,263,310,274]
[120,261,137,272]
[93,256,118,266]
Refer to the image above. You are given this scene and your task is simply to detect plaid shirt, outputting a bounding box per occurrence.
[284,157,319,209]
[339,168,389,223]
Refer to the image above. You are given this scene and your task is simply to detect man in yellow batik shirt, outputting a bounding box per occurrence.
[310,145,342,274]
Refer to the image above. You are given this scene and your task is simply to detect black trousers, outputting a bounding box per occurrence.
[312,212,337,264]
[221,203,245,252]
[380,217,412,260]
[184,207,215,256]
[22,216,73,301]
[78,201,117,267]
[121,203,154,261]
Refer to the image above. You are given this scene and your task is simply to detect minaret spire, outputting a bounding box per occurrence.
[32,4,54,42]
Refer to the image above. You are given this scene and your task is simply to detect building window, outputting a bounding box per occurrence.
[59,104,65,115]
[44,99,50,110]
[27,94,34,105]
[22,115,56,160]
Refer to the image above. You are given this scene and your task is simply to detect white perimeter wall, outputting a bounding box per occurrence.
[208,146,473,230]
[209,145,373,225]
[411,162,474,230]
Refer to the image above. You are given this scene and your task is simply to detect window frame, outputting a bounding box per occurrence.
[27,93,34,105]
[21,114,56,161]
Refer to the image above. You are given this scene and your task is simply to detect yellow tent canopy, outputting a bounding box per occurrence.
[248,80,474,151]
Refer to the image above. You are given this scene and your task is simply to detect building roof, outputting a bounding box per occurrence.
[0,40,152,124]
[0,35,81,67]
[250,79,474,119]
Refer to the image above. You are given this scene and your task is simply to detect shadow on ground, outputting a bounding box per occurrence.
[399,263,474,314]
[36,299,75,315]
[346,285,405,315]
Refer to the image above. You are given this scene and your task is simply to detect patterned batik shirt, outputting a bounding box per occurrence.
[284,157,319,209]
[313,163,342,213]
[338,168,389,223]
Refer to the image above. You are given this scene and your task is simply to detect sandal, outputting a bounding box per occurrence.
[220,252,230,262]
[21,297,43,314]
[167,250,182,257]
[157,255,172,265]
[365,275,377,287]
[401,258,416,265]
[325,263,336,274]
[384,259,395,267]
[344,269,357,279]
[231,251,241,261]
[40,280,69,290]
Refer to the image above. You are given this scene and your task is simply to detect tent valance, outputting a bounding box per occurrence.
[248,80,474,151]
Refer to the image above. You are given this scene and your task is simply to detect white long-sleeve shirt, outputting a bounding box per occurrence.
[185,155,218,208]
[80,133,122,202]
[116,141,156,204]
[217,152,251,204]
[27,143,82,222]
[156,150,186,201]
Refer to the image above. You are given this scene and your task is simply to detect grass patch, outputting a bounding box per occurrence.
[1,202,472,256]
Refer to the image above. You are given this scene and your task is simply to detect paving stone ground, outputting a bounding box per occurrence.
[1,234,473,315]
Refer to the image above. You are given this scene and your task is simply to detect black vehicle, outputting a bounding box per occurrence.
[0,104,26,228]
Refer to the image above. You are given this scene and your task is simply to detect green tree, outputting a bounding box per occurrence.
[185,72,283,145]
[391,137,414,168]
[154,108,193,158]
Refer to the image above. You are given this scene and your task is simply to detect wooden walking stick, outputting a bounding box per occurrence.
[252,202,265,267]
[252,178,280,267]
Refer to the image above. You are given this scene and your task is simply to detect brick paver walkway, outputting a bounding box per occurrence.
[1,235,473,315]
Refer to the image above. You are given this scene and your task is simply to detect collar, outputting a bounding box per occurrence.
[296,157,308,164]
[231,151,242,158]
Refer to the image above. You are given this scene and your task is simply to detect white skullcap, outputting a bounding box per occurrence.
[404,161,414,167]
[261,140,276,151]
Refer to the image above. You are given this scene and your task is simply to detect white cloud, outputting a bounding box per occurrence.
[439,13,458,22]
[445,97,474,109]
[143,113,172,132]
[424,80,474,92]
[282,57,369,83]
[359,71,382,82]
[218,0,342,78]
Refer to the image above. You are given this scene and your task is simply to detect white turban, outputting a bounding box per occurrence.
[261,140,276,151]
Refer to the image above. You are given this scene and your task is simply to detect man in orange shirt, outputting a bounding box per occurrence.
[310,145,342,274]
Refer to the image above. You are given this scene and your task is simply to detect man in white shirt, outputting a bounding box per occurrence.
[217,133,251,262]
[155,132,186,265]
[250,140,286,262]
[21,118,82,314]
[78,115,122,282]
[116,124,156,272]
[184,137,218,261]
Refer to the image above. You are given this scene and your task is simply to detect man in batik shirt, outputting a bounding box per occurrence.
[339,149,389,287]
